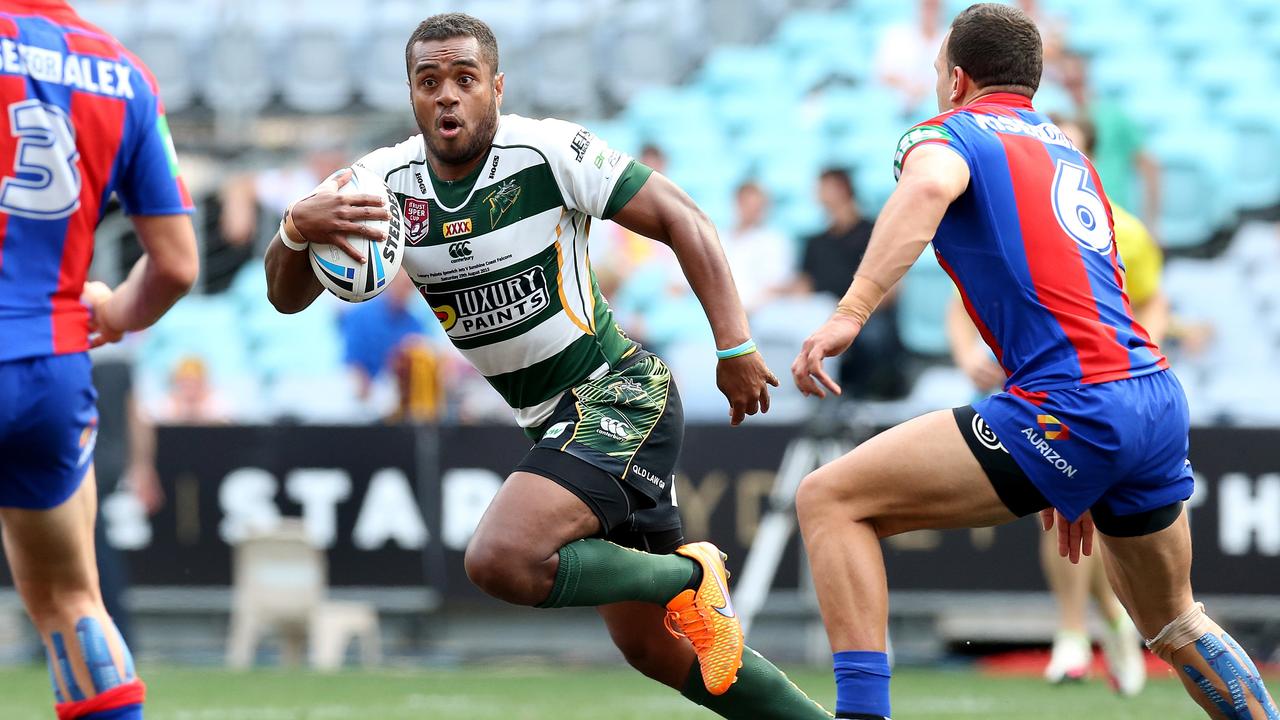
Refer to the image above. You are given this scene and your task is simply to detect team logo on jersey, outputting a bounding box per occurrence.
[427,267,550,338]
[442,218,473,239]
[894,124,954,179]
[483,179,521,228]
[403,197,430,246]
[1036,414,1070,441]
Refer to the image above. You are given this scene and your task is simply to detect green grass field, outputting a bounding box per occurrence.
[0,661,1218,717]
[0,664,1211,719]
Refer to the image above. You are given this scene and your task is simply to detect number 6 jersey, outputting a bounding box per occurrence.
[353,114,652,429]
[895,92,1167,394]
[0,0,193,362]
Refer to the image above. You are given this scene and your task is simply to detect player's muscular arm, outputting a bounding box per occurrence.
[794,145,971,397]
[611,172,779,425]
[84,214,198,347]
[265,169,389,314]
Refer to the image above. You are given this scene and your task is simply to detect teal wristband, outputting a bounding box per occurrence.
[716,339,757,360]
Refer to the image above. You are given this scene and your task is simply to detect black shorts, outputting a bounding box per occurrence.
[952,406,1182,537]
[515,351,684,555]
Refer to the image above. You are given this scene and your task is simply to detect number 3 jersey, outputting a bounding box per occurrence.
[895,92,1167,394]
[353,115,651,428]
[0,1,193,362]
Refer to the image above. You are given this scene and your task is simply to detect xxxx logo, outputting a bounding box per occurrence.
[442,218,472,239]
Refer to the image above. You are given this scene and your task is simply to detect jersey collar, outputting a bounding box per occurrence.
[963,91,1035,110]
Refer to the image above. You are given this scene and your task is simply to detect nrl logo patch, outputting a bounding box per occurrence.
[403,197,430,246]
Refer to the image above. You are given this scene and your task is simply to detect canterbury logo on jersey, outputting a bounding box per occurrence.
[598,416,633,441]
[429,267,549,338]
[448,242,472,260]
[0,40,136,99]
[442,218,472,239]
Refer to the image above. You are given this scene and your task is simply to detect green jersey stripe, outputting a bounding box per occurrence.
[486,333,611,409]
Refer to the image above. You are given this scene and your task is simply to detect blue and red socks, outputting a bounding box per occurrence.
[834,650,892,720]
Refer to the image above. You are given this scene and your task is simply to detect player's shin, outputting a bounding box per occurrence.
[1147,603,1278,720]
[680,646,833,719]
[538,539,697,608]
[44,614,144,720]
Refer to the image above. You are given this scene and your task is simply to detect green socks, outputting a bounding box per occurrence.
[682,646,834,719]
[538,539,697,608]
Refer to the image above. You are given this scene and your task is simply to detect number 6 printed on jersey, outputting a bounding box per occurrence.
[0,99,82,220]
[1051,159,1112,254]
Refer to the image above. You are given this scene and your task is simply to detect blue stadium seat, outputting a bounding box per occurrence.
[895,252,953,357]
[1219,91,1280,210]
[772,9,862,62]
[625,87,718,139]
[1067,8,1154,55]
[1186,52,1278,102]
[1087,50,1177,102]
[1146,136,1231,248]
[698,46,789,99]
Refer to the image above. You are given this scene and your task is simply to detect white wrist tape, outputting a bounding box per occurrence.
[278,217,308,252]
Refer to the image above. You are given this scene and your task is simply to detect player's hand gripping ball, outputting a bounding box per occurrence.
[308,164,405,303]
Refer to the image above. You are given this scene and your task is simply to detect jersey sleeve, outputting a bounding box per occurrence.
[893,116,967,180]
[116,91,194,215]
[536,119,652,219]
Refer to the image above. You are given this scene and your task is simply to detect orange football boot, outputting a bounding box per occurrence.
[664,542,745,695]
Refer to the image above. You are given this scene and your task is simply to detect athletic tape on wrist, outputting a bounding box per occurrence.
[278,216,308,252]
[835,275,888,327]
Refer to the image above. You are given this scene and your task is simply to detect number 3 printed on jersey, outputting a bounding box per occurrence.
[1051,159,1112,254]
[0,99,82,220]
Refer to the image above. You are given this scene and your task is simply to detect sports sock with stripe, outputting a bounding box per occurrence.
[538,539,697,608]
[681,646,833,719]
[834,650,891,719]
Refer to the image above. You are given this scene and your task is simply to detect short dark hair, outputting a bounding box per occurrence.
[818,168,856,200]
[947,3,1042,94]
[405,13,500,78]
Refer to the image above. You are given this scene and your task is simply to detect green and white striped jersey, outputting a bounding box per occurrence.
[353,115,652,428]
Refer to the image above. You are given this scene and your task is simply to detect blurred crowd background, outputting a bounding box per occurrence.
[77,0,1280,429]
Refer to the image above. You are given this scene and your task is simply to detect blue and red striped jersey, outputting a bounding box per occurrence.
[0,0,192,362]
[894,92,1167,393]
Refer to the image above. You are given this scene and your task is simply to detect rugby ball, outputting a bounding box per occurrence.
[308,164,405,303]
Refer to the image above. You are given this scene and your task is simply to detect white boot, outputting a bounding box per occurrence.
[1045,630,1091,684]
[1100,615,1147,697]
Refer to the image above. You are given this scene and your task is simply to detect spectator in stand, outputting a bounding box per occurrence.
[720,181,795,316]
[792,169,906,399]
[875,0,948,116]
[1061,50,1162,228]
[148,356,232,425]
[219,136,350,252]
[340,272,428,398]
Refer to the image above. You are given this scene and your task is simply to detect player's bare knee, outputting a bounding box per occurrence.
[795,468,840,527]
[463,534,553,605]
[23,588,99,634]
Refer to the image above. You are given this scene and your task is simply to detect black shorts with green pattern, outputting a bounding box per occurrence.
[516,350,685,555]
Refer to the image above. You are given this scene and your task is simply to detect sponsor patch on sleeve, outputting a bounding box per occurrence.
[893,124,955,179]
